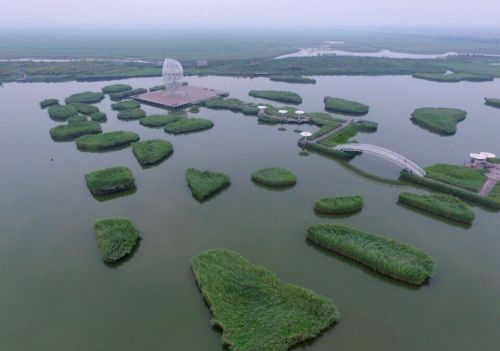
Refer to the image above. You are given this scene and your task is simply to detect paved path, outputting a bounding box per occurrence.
[479,164,500,196]
[312,119,353,143]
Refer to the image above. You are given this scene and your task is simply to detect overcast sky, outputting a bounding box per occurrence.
[2,0,500,29]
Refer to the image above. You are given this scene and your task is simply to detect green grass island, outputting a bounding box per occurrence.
[117,108,146,120]
[47,104,78,121]
[67,115,88,124]
[101,84,132,94]
[204,98,259,115]
[269,76,317,84]
[111,100,141,111]
[249,90,303,104]
[324,97,369,115]
[132,139,173,166]
[39,98,59,108]
[484,97,500,108]
[109,88,147,101]
[307,223,436,285]
[314,195,364,215]
[76,131,140,151]
[64,91,105,104]
[85,166,135,195]
[185,168,230,201]
[164,118,214,134]
[412,72,494,82]
[251,167,297,188]
[90,111,107,122]
[49,121,102,141]
[410,107,467,135]
[139,114,181,128]
[191,249,339,351]
[68,102,99,115]
[93,218,140,262]
[399,192,475,224]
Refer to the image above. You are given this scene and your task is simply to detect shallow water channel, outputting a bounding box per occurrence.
[0,74,499,350]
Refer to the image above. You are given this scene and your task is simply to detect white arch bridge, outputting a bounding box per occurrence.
[333,143,427,177]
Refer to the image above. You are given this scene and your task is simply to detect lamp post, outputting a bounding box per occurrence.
[295,110,304,122]
[300,131,312,148]
[278,110,288,123]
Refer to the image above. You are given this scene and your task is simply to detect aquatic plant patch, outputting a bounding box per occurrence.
[307,223,435,285]
[314,195,363,215]
[111,100,140,111]
[191,249,339,351]
[249,90,303,104]
[49,121,101,141]
[117,108,146,120]
[185,168,230,201]
[69,102,99,115]
[47,104,78,121]
[90,112,107,122]
[85,166,135,195]
[251,167,297,188]
[64,91,104,104]
[40,98,59,108]
[93,218,140,262]
[101,84,132,94]
[139,114,180,128]
[324,97,369,115]
[425,163,486,192]
[76,131,139,151]
[164,118,214,134]
[484,98,500,108]
[132,140,173,166]
[410,107,467,135]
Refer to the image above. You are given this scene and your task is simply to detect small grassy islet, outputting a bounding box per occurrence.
[410,107,467,135]
[101,84,132,94]
[67,115,88,124]
[49,121,102,141]
[132,139,173,166]
[186,168,230,201]
[484,97,500,108]
[251,167,297,188]
[191,249,339,351]
[139,114,181,128]
[111,100,141,111]
[425,163,486,192]
[117,108,146,120]
[307,223,436,285]
[249,90,303,104]
[93,218,140,262]
[324,97,369,115]
[76,131,140,151]
[90,111,107,122]
[314,195,363,215]
[85,166,135,195]
[164,118,214,134]
[64,91,104,104]
[109,88,147,101]
[40,98,59,108]
[399,192,475,224]
[47,104,78,121]
[269,75,316,84]
[69,102,99,115]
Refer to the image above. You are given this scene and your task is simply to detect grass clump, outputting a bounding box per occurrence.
[149,84,165,91]
[314,195,363,215]
[399,192,475,224]
[411,107,467,135]
[324,97,369,115]
[85,166,135,195]
[132,140,173,166]
[189,106,200,113]
[307,223,435,285]
[111,100,140,111]
[269,76,316,84]
[117,108,146,120]
[425,163,486,192]
[412,73,493,82]
[205,98,259,115]
[164,118,214,134]
[319,124,358,147]
[101,84,132,94]
[49,121,101,141]
[40,98,59,108]
[356,120,378,132]
[252,167,297,188]
[191,249,339,351]
[139,114,180,128]
[484,98,500,108]
[67,115,88,123]
[186,168,230,201]
[90,111,107,122]
[69,102,99,115]
[93,218,140,262]
[249,90,303,104]
[47,104,78,121]
[109,88,147,101]
[76,131,139,151]
[64,91,104,104]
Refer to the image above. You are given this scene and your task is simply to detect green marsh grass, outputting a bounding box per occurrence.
[164,118,214,134]
[249,90,303,104]
[251,167,297,188]
[64,91,104,104]
[93,218,140,262]
[185,168,230,201]
[85,166,135,195]
[49,121,101,141]
[132,140,173,166]
[76,131,139,151]
[411,107,467,135]
[324,97,369,115]
[314,196,363,215]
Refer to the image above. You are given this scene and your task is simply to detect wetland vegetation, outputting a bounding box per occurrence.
[47,104,78,121]
[185,168,230,201]
[191,249,339,351]
[307,223,436,285]
[117,108,146,120]
[164,118,214,134]
[249,90,303,104]
[111,100,141,111]
[109,88,147,101]
[49,121,101,141]
[85,166,136,195]
[484,97,500,108]
[68,102,99,115]
[93,218,140,262]
[251,167,297,188]
[410,108,467,135]
[269,76,316,84]
[132,140,173,166]
[399,192,475,224]
[324,97,369,115]
[412,73,494,82]
[139,114,181,128]
[39,98,59,108]
[76,131,140,151]
[64,91,104,104]
[314,195,363,215]
[101,84,132,94]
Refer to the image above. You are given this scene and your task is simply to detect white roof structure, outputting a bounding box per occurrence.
[278,109,288,114]
[470,153,487,160]
[300,132,313,137]
[257,105,267,109]
[295,110,305,115]
[162,58,184,95]
[479,152,496,158]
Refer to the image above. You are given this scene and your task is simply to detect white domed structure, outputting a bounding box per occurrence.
[162,58,184,95]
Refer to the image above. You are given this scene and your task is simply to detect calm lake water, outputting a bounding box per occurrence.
[0,74,499,350]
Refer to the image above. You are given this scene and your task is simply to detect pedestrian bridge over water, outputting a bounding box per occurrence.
[333,143,427,177]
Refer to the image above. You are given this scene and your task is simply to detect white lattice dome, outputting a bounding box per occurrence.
[162,58,184,94]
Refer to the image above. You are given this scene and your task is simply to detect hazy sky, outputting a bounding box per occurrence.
[2,0,500,28]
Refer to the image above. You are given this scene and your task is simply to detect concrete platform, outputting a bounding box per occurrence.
[133,85,228,109]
